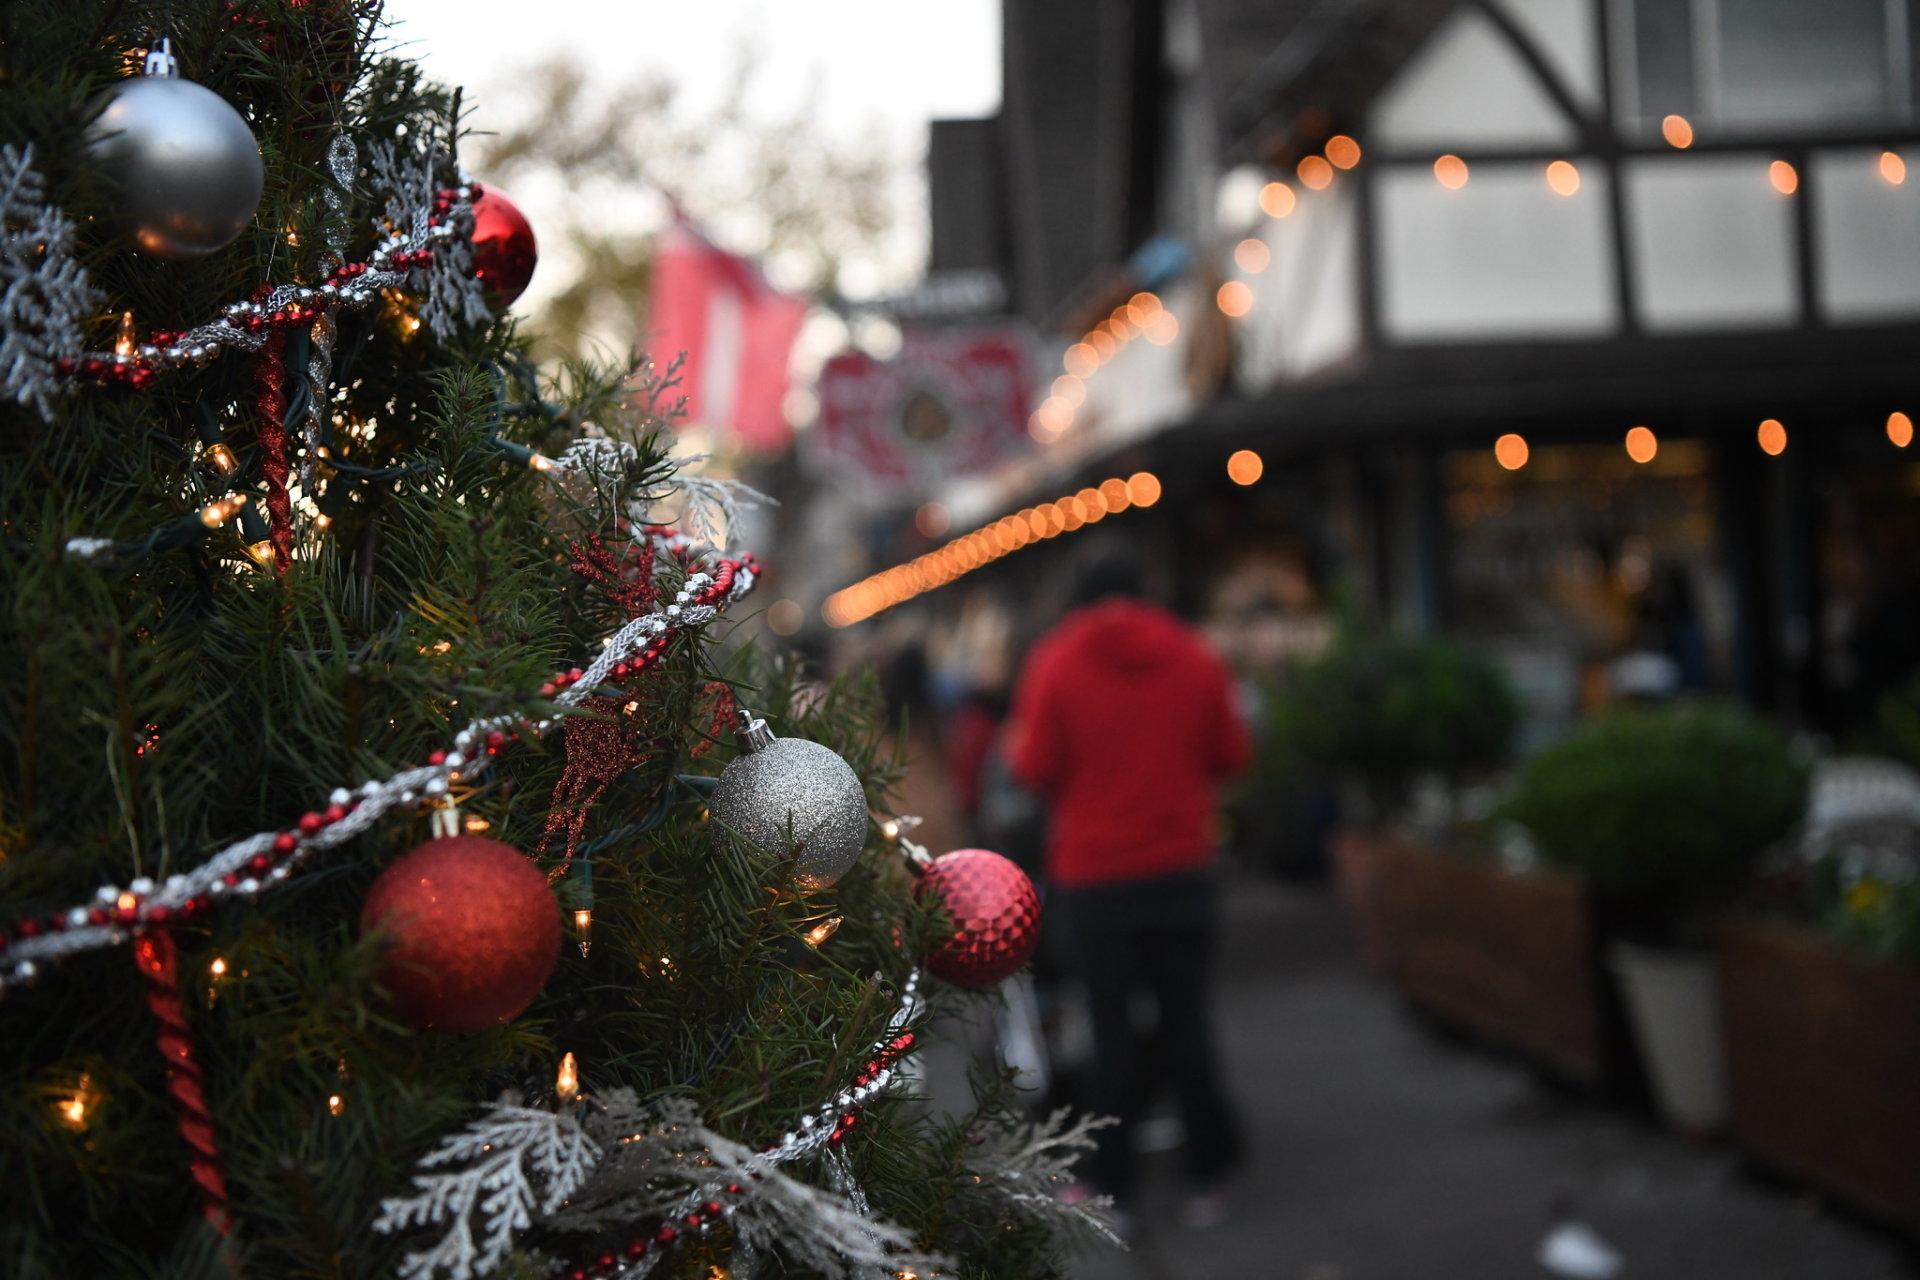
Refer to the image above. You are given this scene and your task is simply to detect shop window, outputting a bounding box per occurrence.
[1442,440,1730,740]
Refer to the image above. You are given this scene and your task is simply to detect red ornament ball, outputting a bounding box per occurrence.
[360,835,560,1032]
[469,186,538,309]
[916,848,1041,988]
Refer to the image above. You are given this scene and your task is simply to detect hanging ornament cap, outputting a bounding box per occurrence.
[145,36,179,77]
[735,709,776,752]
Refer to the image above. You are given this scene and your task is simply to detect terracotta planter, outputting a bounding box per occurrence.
[1718,918,1920,1236]
[1371,840,1611,1089]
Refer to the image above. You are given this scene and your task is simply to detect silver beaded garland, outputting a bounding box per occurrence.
[710,713,867,890]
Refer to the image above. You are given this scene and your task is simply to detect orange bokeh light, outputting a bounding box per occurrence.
[1297,155,1334,190]
[1052,374,1085,405]
[1216,281,1254,317]
[1494,433,1529,470]
[1434,155,1469,189]
[1769,161,1798,195]
[1099,477,1131,512]
[1064,343,1099,377]
[1145,311,1180,345]
[1259,182,1297,218]
[1088,329,1116,358]
[1662,115,1693,149]
[1234,237,1271,273]
[1881,151,1907,185]
[1888,411,1913,447]
[1625,426,1658,464]
[1546,160,1581,196]
[1077,488,1107,522]
[1226,449,1264,485]
[1325,135,1362,170]
[1758,418,1788,455]
[1127,291,1162,325]
[1126,472,1162,507]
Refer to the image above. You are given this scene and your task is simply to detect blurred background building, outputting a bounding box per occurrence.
[809,0,1920,754]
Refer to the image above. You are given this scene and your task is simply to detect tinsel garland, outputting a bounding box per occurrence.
[0,532,757,992]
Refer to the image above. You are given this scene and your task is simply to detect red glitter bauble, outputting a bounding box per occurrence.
[470,186,538,308]
[916,848,1041,988]
[360,835,560,1031]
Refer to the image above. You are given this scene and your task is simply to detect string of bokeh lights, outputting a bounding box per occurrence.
[1492,411,1914,471]
[826,127,1916,629]
[821,472,1162,627]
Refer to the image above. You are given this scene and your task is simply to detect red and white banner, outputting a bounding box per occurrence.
[815,327,1032,490]
[647,219,809,453]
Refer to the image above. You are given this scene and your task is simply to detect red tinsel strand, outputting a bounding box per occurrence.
[689,682,736,758]
[253,331,294,572]
[132,929,232,1237]
[539,693,647,873]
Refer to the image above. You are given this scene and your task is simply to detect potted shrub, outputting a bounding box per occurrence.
[1268,631,1519,973]
[1500,702,1809,1131]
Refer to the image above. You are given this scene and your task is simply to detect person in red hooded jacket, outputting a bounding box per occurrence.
[1008,550,1250,1225]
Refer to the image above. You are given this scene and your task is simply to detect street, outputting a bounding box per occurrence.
[1068,876,1917,1280]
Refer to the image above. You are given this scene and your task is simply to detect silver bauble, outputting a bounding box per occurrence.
[86,76,265,260]
[710,721,867,890]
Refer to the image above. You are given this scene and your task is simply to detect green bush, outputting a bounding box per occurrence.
[1269,630,1519,822]
[1500,702,1808,915]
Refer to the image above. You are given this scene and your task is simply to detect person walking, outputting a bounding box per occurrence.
[1008,552,1250,1227]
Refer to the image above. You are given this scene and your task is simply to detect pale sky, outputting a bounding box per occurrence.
[379,1,1002,145]
[378,1,1001,335]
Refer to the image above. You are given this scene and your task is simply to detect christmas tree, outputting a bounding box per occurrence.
[0,4,1107,1276]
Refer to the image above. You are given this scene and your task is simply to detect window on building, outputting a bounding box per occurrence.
[1624,0,1913,130]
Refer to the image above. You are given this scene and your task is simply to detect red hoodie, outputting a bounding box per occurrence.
[1008,598,1250,888]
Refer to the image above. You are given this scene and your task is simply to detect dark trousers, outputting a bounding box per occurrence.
[1050,869,1240,1200]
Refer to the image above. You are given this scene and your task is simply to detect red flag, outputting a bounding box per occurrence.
[647,218,809,453]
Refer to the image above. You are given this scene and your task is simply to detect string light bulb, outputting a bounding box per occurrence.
[327,1093,344,1116]
[56,1073,95,1130]
[573,908,592,957]
[556,1051,580,1104]
[198,493,247,529]
[204,442,238,475]
[114,311,136,358]
[247,539,278,569]
[803,917,844,948]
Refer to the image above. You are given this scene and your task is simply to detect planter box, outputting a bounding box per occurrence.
[1718,919,1920,1236]
[1330,828,1404,975]
[1372,839,1611,1089]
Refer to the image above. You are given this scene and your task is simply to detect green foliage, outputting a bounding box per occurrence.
[1500,703,1809,917]
[0,5,1088,1277]
[1265,629,1519,822]
[1806,846,1920,964]
[1866,669,1920,772]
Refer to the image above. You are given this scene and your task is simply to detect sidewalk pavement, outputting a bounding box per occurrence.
[1067,876,1917,1280]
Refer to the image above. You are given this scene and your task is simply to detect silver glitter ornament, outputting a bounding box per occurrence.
[85,42,264,260]
[710,712,867,890]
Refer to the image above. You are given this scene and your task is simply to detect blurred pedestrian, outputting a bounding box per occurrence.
[1008,550,1250,1227]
